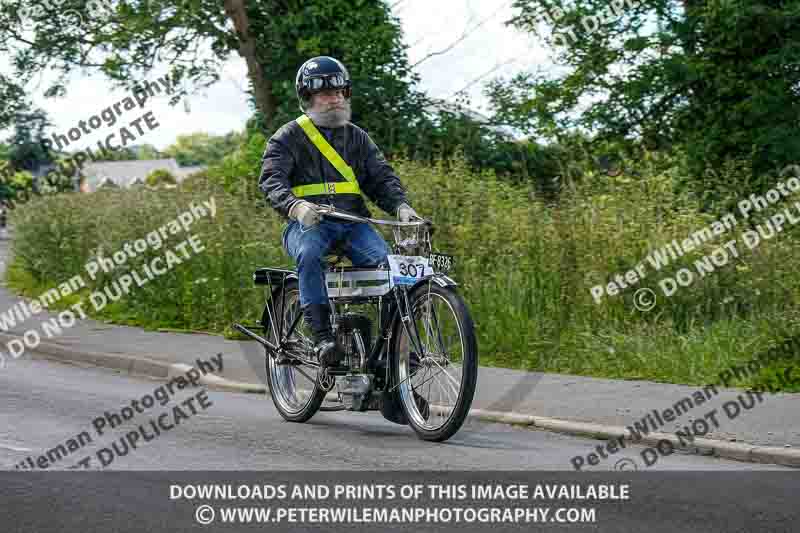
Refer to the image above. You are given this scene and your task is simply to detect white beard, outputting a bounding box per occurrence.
[306,100,352,128]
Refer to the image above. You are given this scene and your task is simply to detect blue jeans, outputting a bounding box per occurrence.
[282,219,392,307]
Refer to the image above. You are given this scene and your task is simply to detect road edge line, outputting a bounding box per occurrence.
[469,408,800,468]
[8,334,799,468]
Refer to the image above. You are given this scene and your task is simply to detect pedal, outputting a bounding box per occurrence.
[273,351,302,365]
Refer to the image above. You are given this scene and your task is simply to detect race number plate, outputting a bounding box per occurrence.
[387,255,430,287]
[428,252,454,273]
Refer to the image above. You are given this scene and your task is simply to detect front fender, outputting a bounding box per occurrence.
[408,273,458,293]
[388,274,457,331]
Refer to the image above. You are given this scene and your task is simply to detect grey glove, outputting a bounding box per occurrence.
[397,203,420,223]
[289,200,321,227]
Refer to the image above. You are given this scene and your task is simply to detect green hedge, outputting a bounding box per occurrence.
[7,157,800,391]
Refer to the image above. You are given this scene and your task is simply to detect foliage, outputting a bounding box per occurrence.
[0,170,35,204]
[145,168,178,187]
[411,104,573,199]
[0,0,235,129]
[0,0,427,154]
[0,1,566,192]
[96,147,140,161]
[163,132,245,167]
[492,0,800,203]
[207,132,266,199]
[244,0,431,155]
[134,144,163,160]
[57,144,161,163]
[8,155,800,390]
[242,0,566,187]
[3,106,52,172]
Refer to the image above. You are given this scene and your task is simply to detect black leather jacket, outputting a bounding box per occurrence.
[259,117,412,221]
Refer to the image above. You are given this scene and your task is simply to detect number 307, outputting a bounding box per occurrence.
[399,263,425,277]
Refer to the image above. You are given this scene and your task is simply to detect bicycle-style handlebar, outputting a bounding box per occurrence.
[315,204,432,228]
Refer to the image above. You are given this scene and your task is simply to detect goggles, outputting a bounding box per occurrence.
[303,73,352,93]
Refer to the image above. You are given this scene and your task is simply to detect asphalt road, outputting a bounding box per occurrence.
[0,356,791,471]
[1,325,798,533]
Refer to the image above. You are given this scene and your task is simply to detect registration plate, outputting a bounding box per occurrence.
[428,252,454,273]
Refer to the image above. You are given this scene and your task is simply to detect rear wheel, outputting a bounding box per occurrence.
[390,282,478,442]
[264,280,326,422]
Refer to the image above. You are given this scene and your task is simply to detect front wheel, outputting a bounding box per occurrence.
[390,282,478,442]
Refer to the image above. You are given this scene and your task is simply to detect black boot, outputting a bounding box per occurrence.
[302,303,345,370]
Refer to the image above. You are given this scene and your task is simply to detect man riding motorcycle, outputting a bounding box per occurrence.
[259,56,421,370]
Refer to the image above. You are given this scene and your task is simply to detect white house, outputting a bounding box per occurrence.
[80,159,205,192]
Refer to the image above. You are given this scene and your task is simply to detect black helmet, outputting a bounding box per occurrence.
[295,56,352,111]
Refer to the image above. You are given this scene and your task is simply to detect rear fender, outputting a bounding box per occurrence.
[259,273,299,329]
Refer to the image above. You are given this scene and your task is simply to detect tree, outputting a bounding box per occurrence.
[0,0,427,144]
[145,168,177,187]
[243,0,432,154]
[0,0,235,130]
[3,105,53,173]
[1,0,556,187]
[133,144,163,160]
[163,131,244,166]
[491,0,800,204]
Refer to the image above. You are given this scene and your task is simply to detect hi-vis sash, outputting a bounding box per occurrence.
[291,115,362,198]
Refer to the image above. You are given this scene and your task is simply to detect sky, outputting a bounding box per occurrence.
[2,0,549,152]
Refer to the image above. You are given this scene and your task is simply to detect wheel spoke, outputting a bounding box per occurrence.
[428,356,461,391]
[425,363,433,409]
[391,359,427,392]
[439,372,459,407]
[426,300,448,358]
[411,364,430,396]
[393,287,474,435]
[268,288,322,415]
[292,365,317,385]
[405,366,447,395]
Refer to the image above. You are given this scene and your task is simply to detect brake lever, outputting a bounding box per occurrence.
[417,217,435,236]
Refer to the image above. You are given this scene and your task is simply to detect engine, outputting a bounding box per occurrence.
[334,312,373,372]
[334,312,374,411]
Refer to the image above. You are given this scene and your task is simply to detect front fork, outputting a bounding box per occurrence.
[392,284,428,365]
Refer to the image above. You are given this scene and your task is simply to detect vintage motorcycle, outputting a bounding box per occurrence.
[233,206,477,442]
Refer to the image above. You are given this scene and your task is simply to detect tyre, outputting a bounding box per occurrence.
[389,282,478,442]
[263,279,326,422]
